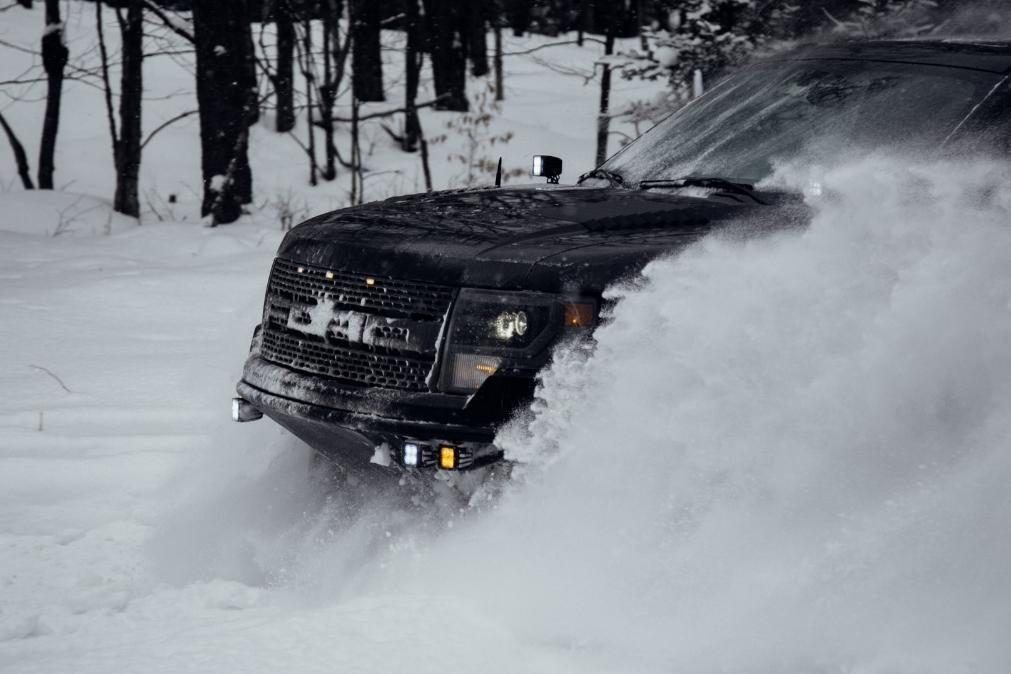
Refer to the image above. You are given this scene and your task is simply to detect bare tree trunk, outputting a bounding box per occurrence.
[320,15,337,180]
[240,0,260,126]
[582,0,594,40]
[0,113,34,189]
[417,114,432,192]
[350,94,361,203]
[424,0,468,111]
[507,0,530,36]
[96,0,119,154]
[468,0,489,77]
[351,0,384,102]
[493,11,503,101]
[594,31,615,167]
[114,2,144,218]
[403,0,422,152]
[638,0,648,51]
[577,0,585,46]
[236,9,255,205]
[325,0,352,171]
[193,0,254,224]
[302,16,318,187]
[275,0,296,132]
[328,0,350,89]
[38,0,68,190]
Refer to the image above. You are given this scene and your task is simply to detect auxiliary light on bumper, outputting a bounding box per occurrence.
[231,397,263,422]
[399,441,474,470]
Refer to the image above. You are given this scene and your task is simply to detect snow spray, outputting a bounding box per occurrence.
[409,155,1011,673]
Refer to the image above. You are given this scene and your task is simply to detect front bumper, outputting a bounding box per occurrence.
[237,355,531,470]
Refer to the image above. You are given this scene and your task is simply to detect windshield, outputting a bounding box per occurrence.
[601,58,1004,185]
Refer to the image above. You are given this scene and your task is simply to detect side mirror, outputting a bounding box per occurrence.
[532,155,563,184]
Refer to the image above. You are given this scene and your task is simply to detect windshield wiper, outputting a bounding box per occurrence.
[577,168,626,187]
[638,176,769,205]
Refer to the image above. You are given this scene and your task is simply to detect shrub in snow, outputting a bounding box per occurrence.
[434,84,524,188]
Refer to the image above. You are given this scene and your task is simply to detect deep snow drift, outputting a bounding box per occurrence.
[5,156,1007,674]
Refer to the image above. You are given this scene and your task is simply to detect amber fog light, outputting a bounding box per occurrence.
[439,446,457,470]
[448,353,502,392]
[437,445,474,470]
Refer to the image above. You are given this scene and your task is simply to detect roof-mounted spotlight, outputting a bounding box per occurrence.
[532,155,563,184]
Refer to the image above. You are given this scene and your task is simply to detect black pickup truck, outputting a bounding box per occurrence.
[234,39,1011,474]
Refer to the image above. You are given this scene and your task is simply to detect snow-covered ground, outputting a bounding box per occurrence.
[3,4,1011,674]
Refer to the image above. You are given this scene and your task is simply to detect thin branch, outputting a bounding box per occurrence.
[0,37,40,56]
[530,55,596,83]
[142,189,166,221]
[0,111,34,189]
[325,94,449,124]
[29,365,73,393]
[0,77,50,86]
[96,0,119,151]
[113,3,126,33]
[140,0,194,43]
[503,38,605,56]
[362,169,403,182]
[140,108,197,149]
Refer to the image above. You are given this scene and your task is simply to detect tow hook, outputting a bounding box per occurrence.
[231,397,263,422]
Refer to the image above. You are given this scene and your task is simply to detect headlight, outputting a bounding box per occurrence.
[492,310,528,341]
[440,289,596,393]
[447,289,555,351]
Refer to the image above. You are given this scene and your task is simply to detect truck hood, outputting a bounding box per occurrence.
[277,184,801,294]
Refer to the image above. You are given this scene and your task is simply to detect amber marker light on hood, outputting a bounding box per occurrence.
[563,302,594,328]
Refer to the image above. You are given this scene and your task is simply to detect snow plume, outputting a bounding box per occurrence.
[436,155,1011,673]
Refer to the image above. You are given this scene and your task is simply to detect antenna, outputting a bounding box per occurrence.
[495,157,503,187]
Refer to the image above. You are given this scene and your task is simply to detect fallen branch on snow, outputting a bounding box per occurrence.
[29,364,73,394]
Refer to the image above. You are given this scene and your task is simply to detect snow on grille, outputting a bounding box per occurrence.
[259,258,451,391]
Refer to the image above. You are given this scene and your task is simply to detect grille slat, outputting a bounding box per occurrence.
[259,258,452,392]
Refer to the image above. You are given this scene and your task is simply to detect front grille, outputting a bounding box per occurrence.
[259,258,453,392]
[261,329,434,391]
[268,258,453,319]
